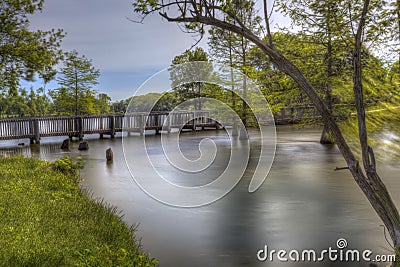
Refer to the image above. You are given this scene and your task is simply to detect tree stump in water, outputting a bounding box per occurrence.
[239,127,249,140]
[106,148,113,161]
[232,125,239,137]
[320,125,334,144]
[78,141,89,151]
[60,139,70,149]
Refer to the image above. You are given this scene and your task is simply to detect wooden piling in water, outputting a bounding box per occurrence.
[106,148,113,161]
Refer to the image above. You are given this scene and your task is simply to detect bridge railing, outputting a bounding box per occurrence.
[0,111,219,143]
[0,117,33,139]
[38,116,79,137]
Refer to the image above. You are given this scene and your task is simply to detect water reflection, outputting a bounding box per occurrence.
[1,126,399,266]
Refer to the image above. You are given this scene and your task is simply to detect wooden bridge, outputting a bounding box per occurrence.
[0,111,219,144]
[0,106,323,145]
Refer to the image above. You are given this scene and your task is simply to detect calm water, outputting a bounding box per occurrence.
[1,126,399,267]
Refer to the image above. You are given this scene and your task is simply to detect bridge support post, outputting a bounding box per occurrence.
[109,115,115,138]
[29,120,34,144]
[100,117,104,139]
[155,114,160,135]
[192,113,196,131]
[166,114,171,133]
[68,118,74,140]
[139,115,144,136]
[77,117,84,141]
[232,124,239,137]
[33,118,40,144]
[126,116,132,136]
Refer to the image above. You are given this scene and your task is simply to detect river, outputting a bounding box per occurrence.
[1,125,399,267]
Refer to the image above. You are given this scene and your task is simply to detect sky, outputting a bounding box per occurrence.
[24,0,288,101]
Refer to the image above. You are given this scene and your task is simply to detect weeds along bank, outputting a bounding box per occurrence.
[0,156,157,266]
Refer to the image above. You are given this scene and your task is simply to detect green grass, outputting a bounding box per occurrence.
[395,248,400,267]
[0,156,158,266]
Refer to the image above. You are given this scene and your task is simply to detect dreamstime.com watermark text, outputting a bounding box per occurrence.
[257,238,396,263]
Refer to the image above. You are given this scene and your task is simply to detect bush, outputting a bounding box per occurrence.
[50,156,79,177]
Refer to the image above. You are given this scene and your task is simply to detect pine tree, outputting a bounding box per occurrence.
[54,50,100,115]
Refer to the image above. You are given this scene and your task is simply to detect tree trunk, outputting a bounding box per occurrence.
[320,5,335,145]
[320,124,334,144]
[74,69,78,116]
[397,0,400,68]
[197,82,202,110]
[241,36,248,127]
[229,33,236,109]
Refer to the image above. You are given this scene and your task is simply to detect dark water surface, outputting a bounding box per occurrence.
[1,126,399,267]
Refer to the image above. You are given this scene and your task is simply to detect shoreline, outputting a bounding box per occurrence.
[0,156,158,266]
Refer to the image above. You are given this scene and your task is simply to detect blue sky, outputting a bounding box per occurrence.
[25,0,286,101]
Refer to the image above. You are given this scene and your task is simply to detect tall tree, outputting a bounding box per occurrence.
[250,32,329,118]
[170,47,211,110]
[111,99,129,114]
[277,0,348,143]
[208,1,261,126]
[6,87,28,117]
[133,0,400,259]
[35,87,52,116]
[208,2,261,126]
[55,50,100,115]
[208,26,239,111]
[96,93,111,114]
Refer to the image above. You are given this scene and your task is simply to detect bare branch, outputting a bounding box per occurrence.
[334,166,350,171]
[348,3,356,37]
[126,15,146,24]
[263,0,274,48]
[368,146,376,172]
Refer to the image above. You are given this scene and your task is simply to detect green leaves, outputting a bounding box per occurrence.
[169,48,211,110]
[0,0,64,93]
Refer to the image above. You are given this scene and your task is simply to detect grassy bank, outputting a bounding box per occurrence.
[0,156,157,266]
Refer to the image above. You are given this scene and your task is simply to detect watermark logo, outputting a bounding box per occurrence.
[257,238,396,263]
[122,62,276,207]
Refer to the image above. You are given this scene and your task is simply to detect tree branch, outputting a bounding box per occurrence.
[263,0,274,48]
